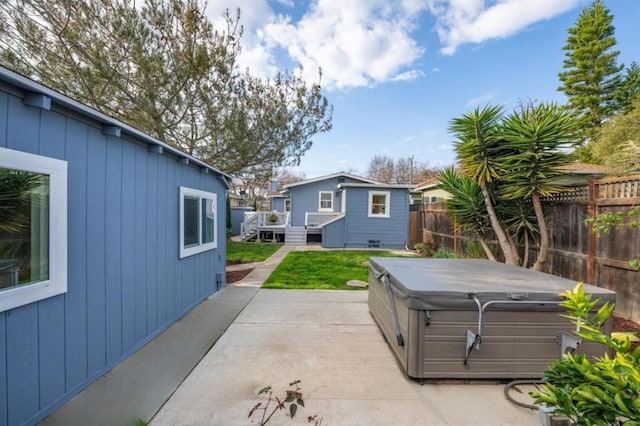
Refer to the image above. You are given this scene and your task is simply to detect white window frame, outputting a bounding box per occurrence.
[0,147,67,312]
[318,191,333,211]
[368,191,390,218]
[179,186,218,259]
[284,198,291,212]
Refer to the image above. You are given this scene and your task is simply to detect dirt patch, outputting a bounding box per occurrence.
[613,314,640,333]
[227,268,254,284]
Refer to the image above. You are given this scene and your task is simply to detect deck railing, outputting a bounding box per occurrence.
[240,212,259,240]
[305,212,343,228]
[256,211,289,227]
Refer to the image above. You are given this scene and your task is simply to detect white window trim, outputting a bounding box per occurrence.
[368,190,390,218]
[0,147,67,312]
[179,186,218,259]
[318,191,333,212]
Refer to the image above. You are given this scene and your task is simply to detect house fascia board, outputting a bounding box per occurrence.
[337,183,414,190]
[0,66,231,184]
[282,172,381,189]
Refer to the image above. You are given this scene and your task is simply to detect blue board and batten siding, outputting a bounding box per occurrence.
[341,188,409,249]
[287,177,363,226]
[230,207,254,235]
[322,217,346,248]
[0,81,226,425]
[270,196,285,212]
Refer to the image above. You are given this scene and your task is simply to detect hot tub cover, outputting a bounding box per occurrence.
[369,257,616,311]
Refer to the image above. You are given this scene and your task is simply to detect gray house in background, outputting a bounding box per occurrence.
[243,172,412,248]
[0,66,230,425]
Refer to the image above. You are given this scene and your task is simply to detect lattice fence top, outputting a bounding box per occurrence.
[542,175,640,203]
[542,186,589,202]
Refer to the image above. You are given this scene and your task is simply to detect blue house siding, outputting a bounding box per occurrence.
[344,188,409,249]
[287,177,363,226]
[322,217,346,248]
[0,78,227,425]
[270,196,285,212]
[231,207,254,235]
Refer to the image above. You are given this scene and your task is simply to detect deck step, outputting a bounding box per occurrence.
[285,226,307,245]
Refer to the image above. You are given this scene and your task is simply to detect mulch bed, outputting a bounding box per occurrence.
[613,314,640,333]
[226,268,254,284]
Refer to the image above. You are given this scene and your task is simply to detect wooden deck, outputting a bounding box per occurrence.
[241,211,343,245]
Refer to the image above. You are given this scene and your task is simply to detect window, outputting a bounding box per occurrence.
[319,191,333,211]
[284,198,291,212]
[180,187,217,258]
[0,147,67,312]
[368,191,390,218]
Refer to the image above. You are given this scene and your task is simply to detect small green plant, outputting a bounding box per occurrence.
[249,380,322,425]
[267,213,280,224]
[585,206,640,271]
[433,248,456,258]
[531,282,640,425]
[414,242,435,257]
[464,240,486,259]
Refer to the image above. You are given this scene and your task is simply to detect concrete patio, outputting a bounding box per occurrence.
[150,285,540,425]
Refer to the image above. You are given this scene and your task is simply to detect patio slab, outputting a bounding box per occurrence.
[151,290,539,426]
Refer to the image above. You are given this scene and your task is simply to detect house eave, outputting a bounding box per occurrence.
[337,183,414,190]
[0,65,231,181]
[282,172,382,189]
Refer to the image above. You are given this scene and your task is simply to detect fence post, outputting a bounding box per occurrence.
[587,178,597,285]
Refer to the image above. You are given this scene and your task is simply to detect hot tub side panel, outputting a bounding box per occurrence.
[368,269,411,374]
[413,308,611,379]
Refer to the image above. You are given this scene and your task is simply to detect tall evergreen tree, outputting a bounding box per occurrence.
[558,0,622,158]
[615,61,640,114]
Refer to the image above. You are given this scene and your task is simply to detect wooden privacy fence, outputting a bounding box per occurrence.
[416,175,640,321]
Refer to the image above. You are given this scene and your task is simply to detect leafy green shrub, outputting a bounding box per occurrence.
[585,206,640,271]
[531,283,640,425]
[433,248,456,259]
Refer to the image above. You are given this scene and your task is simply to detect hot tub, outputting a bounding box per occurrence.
[368,257,616,379]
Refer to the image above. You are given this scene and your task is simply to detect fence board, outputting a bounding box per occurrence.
[418,177,640,321]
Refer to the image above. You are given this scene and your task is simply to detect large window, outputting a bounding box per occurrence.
[180,187,217,258]
[0,147,67,312]
[319,191,333,211]
[368,191,390,218]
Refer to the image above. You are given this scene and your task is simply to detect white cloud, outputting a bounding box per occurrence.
[427,0,580,55]
[205,0,280,78]
[466,91,496,106]
[238,0,430,90]
[392,70,426,82]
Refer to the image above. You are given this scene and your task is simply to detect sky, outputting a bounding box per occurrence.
[205,0,640,179]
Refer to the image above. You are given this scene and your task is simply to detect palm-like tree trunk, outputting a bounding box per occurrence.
[532,194,549,271]
[481,185,518,265]
[479,239,497,261]
[522,232,530,268]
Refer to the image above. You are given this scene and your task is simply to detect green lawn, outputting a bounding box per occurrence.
[263,250,410,290]
[226,241,283,263]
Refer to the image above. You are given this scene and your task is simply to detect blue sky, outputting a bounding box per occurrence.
[207,0,640,179]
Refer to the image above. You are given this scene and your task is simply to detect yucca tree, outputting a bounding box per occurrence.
[438,167,496,261]
[500,102,578,271]
[499,198,538,268]
[449,105,519,265]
